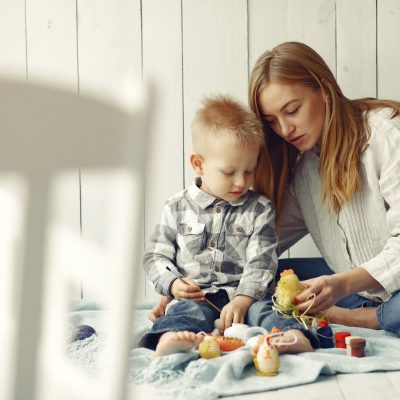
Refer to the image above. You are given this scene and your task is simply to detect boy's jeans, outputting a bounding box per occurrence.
[246,294,321,347]
[137,290,229,350]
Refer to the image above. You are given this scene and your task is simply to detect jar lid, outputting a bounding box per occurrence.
[345,336,366,346]
[335,331,351,341]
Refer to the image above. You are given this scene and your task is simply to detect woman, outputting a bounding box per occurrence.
[248,41,400,336]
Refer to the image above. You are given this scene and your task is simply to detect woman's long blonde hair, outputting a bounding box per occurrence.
[249,41,400,218]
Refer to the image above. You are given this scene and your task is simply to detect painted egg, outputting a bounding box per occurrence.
[73,324,96,341]
[199,336,221,359]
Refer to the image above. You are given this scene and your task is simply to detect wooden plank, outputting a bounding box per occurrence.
[336,372,398,400]
[248,0,287,71]
[377,0,400,100]
[26,0,78,88]
[287,0,336,76]
[386,371,400,395]
[142,0,183,303]
[77,0,141,99]
[336,0,376,98]
[182,0,248,186]
[272,375,344,400]
[77,0,142,300]
[0,0,26,78]
[131,375,346,400]
[25,1,80,299]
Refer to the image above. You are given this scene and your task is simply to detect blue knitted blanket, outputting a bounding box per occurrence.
[68,301,400,399]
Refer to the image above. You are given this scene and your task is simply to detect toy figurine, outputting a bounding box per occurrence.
[253,335,280,376]
[272,269,322,329]
[275,269,304,309]
[345,336,366,357]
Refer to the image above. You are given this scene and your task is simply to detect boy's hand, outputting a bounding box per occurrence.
[219,295,254,333]
[148,296,172,322]
[171,278,204,301]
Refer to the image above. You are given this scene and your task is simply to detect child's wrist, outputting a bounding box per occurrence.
[233,294,255,307]
[168,278,178,297]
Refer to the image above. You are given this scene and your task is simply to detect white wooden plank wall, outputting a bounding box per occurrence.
[77,0,142,301]
[142,0,184,301]
[1,0,400,303]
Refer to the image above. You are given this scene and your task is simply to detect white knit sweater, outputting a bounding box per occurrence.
[277,107,400,301]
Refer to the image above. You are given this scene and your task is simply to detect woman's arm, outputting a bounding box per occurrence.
[295,267,384,314]
[359,112,400,296]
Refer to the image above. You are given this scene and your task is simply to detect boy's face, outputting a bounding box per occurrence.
[191,136,259,202]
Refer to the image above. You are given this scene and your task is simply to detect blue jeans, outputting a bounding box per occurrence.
[138,290,230,350]
[246,295,321,348]
[247,258,333,348]
[335,291,400,337]
[281,257,400,337]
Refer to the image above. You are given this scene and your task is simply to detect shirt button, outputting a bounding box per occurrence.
[209,241,216,248]
[215,207,221,213]
[257,290,264,297]
[214,266,220,272]
[236,226,243,233]
[187,226,192,232]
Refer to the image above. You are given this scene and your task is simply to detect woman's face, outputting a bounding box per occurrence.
[258,81,326,152]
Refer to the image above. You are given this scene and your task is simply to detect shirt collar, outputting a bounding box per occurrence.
[188,177,249,209]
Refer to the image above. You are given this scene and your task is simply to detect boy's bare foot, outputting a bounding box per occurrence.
[155,331,204,357]
[324,306,380,330]
[148,296,173,322]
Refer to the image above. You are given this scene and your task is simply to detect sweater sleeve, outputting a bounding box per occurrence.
[361,112,400,296]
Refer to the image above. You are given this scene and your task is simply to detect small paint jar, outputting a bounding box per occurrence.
[335,331,351,349]
[345,336,366,357]
[317,326,334,348]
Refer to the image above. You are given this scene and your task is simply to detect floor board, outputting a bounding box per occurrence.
[386,370,400,393]
[335,372,398,400]
[131,371,400,400]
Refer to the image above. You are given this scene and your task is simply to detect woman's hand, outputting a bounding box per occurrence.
[295,267,384,314]
[294,274,344,314]
[219,295,254,333]
[170,278,204,301]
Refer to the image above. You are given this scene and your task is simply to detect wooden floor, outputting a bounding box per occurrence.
[130,371,400,400]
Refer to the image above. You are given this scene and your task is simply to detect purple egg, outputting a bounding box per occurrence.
[73,324,96,341]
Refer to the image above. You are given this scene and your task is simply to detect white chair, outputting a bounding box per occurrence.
[0,78,150,400]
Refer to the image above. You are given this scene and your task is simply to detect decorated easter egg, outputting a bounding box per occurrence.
[73,324,96,341]
[199,336,221,359]
[215,336,244,352]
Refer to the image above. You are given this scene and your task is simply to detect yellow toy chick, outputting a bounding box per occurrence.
[275,269,304,310]
[253,335,280,376]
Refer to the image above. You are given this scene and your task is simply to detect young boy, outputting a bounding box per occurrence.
[139,96,314,356]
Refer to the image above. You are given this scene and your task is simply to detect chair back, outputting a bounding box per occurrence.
[0,78,150,400]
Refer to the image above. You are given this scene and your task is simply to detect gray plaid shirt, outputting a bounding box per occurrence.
[144,179,277,300]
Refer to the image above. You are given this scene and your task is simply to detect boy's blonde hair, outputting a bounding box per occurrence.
[192,95,265,152]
